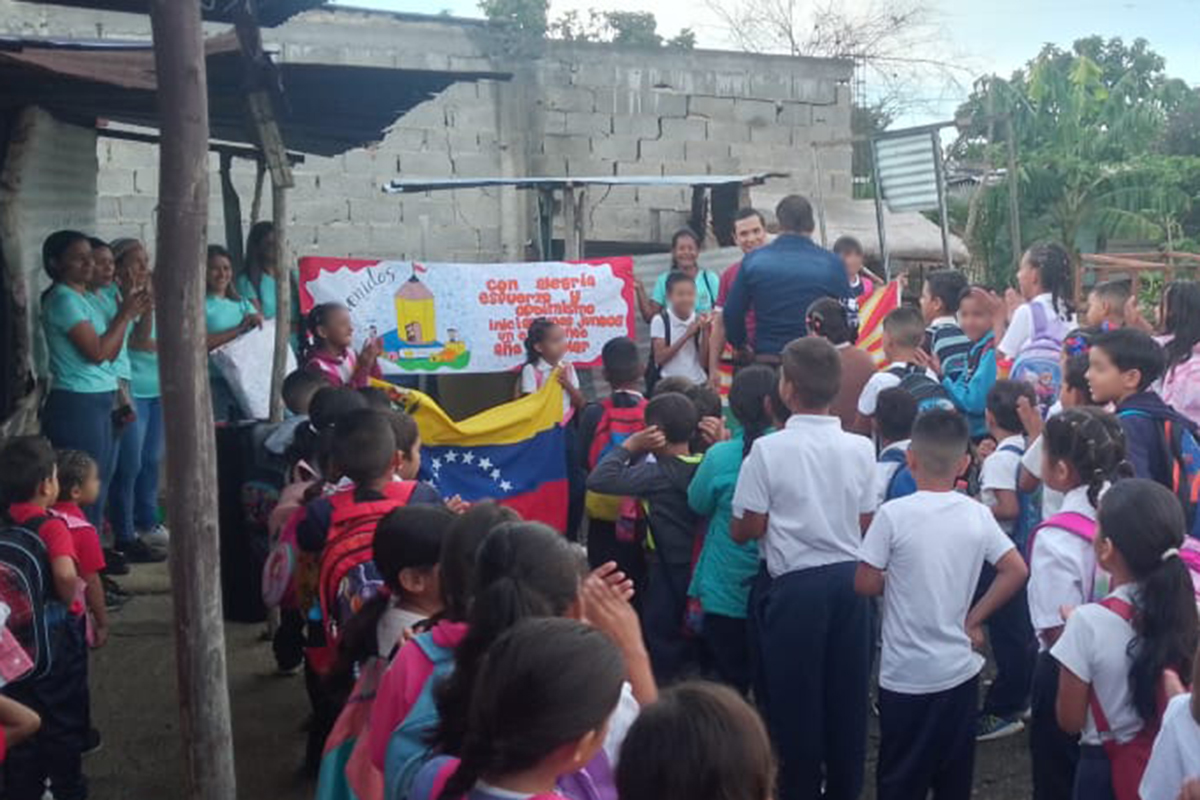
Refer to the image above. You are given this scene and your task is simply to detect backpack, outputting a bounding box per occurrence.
[643,309,672,397]
[879,447,917,502]
[887,364,955,414]
[0,516,63,686]
[584,397,648,522]
[1117,410,1200,540]
[966,336,996,379]
[319,481,418,650]
[1027,512,1112,601]
[1010,302,1069,418]
[998,443,1042,553]
[383,633,457,800]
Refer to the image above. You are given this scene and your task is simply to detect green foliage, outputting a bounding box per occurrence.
[852,103,893,198]
[492,2,694,49]
[478,0,548,36]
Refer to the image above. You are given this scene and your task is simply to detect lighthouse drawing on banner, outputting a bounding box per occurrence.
[381,263,469,370]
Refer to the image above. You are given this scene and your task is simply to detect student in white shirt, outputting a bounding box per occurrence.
[856,306,939,426]
[1025,408,1130,800]
[1052,479,1199,800]
[873,387,917,505]
[731,338,878,800]
[1140,680,1200,800]
[995,243,1075,360]
[976,379,1040,741]
[518,317,586,422]
[650,272,711,386]
[856,408,1026,800]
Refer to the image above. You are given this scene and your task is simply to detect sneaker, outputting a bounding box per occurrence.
[976,714,1025,742]
[102,548,130,576]
[83,727,103,756]
[119,538,168,564]
[140,524,170,549]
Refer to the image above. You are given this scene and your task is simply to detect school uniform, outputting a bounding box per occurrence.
[1140,693,1200,800]
[733,414,878,800]
[1051,584,1143,800]
[874,440,911,506]
[649,308,708,384]
[999,293,1072,357]
[305,347,383,389]
[978,435,1037,722]
[857,361,938,417]
[925,316,972,382]
[1027,486,1099,800]
[1022,407,1066,519]
[860,490,1014,800]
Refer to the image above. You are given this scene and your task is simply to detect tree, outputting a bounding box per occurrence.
[487,2,694,49]
[478,0,549,36]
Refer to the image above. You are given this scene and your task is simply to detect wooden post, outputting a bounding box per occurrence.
[146,2,237,799]
[1005,115,1023,271]
[563,185,580,260]
[269,179,289,422]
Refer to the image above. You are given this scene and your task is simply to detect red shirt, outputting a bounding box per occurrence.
[51,503,106,577]
[718,262,757,346]
[6,503,75,564]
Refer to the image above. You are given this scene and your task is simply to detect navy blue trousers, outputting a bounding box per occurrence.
[976,564,1036,717]
[1030,651,1079,800]
[752,562,870,800]
[877,675,979,800]
[700,612,751,695]
[1073,746,1114,800]
[640,557,699,685]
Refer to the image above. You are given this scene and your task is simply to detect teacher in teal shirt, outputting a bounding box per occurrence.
[206,244,262,421]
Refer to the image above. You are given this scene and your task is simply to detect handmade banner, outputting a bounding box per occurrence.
[299,257,636,375]
[209,320,297,419]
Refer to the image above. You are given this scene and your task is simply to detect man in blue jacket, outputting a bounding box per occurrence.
[724,194,857,363]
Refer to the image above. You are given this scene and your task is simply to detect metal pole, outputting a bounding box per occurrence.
[931,131,953,269]
[268,179,289,423]
[811,143,827,247]
[870,138,890,279]
[563,185,580,260]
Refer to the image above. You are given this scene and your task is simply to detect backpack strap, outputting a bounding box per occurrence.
[878,447,908,465]
[998,443,1025,457]
[1028,511,1096,568]
[1087,597,1137,736]
[1028,299,1049,339]
[661,309,672,350]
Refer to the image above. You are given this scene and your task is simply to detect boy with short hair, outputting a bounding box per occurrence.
[266,369,331,456]
[588,391,703,683]
[874,387,918,505]
[921,269,972,381]
[1084,279,1130,331]
[578,337,648,592]
[856,307,942,426]
[1088,327,1195,487]
[650,272,710,385]
[731,337,879,800]
[0,436,86,800]
[834,236,873,300]
[976,379,1039,741]
[856,410,1028,800]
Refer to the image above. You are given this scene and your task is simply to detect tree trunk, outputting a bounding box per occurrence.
[269,180,289,422]
[147,2,238,799]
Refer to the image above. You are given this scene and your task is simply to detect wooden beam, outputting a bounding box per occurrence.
[269,179,290,422]
[146,1,237,799]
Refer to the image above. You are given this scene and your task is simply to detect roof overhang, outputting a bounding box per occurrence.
[12,0,325,27]
[383,173,788,194]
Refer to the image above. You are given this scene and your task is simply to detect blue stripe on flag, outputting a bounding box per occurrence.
[419,424,566,502]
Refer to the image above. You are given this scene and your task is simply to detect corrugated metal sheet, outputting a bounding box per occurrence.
[873,132,940,213]
[383,173,788,194]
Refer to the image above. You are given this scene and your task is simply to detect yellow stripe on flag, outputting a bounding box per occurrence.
[370,374,565,447]
[856,280,902,367]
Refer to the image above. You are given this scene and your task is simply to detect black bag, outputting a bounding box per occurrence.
[888,364,955,414]
[0,517,57,686]
[644,309,672,396]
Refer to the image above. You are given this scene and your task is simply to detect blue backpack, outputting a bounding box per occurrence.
[879,447,917,502]
[998,442,1042,552]
[383,632,456,800]
[1010,302,1069,419]
[1118,410,1200,540]
[887,364,955,414]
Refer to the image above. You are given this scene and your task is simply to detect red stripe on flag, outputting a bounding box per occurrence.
[498,479,569,533]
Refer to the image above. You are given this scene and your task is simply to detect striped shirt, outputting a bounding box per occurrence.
[926,318,972,382]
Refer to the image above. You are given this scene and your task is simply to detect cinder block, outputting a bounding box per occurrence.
[97,196,121,222]
[661,117,708,141]
[749,125,793,145]
[712,71,751,97]
[685,140,730,161]
[347,198,398,225]
[659,161,699,179]
[530,155,568,176]
[99,169,136,196]
[541,111,568,135]
[706,120,751,144]
[777,102,813,128]
[476,226,504,256]
[638,138,684,161]
[341,148,381,174]
[636,186,687,208]
[591,135,639,161]
[706,157,741,175]
[315,172,383,199]
[382,127,430,151]
[364,225,413,259]
[611,115,660,138]
[396,151,454,176]
[132,168,158,194]
[107,139,159,169]
[791,76,838,105]
[451,153,501,177]
[646,91,688,118]
[688,95,736,119]
[118,195,157,222]
[564,158,615,177]
[571,62,616,88]
[293,196,350,225]
[542,85,595,113]
[443,130,483,154]
[733,99,778,126]
[564,112,613,136]
[615,160,662,177]
[542,135,592,159]
[749,74,792,100]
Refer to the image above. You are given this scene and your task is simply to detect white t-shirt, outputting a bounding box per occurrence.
[1050,583,1143,745]
[875,440,910,506]
[1022,431,1065,518]
[857,362,938,417]
[376,603,427,658]
[860,491,1014,694]
[999,293,1071,357]
[1140,693,1200,800]
[733,414,878,577]
[981,434,1024,537]
[650,309,707,384]
[520,358,579,422]
[1027,485,1101,648]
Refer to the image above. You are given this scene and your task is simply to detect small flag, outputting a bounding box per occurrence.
[856,280,902,366]
[372,376,569,532]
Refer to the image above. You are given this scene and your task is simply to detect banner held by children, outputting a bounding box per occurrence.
[299,257,636,375]
[371,377,569,532]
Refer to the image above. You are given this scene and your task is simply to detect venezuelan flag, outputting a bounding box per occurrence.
[856,279,902,366]
[371,377,569,532]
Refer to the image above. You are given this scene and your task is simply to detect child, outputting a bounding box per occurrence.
[0,436,85,800]
[371,505,453,657]
[368,502,517,773]
[731,337,878,800]
[1025,408,1129,800]
[408,619,626,800]
[588,392,703,683]
[920,269,971,381]
[856,409,1028,800]
[578,337,647,594]
[52,452,109,649]
[834,236,874,301]
[303,302,383,389]
[996,243,1075,361]
[1052,479,1199,800]
[205,244,262,421]
[687,366,783,693]
[518,317,586,419]
[806,296,877,434]
[976,379,1039,741]
[856,306,942,426]
[1140,644,1200,800]
[941,285,998,439]
[615,681,776,800]
[683,382,723,455]
[1156,280,1200,426]
[650,272,710,386]
[1088,328,1195,488]
[874,387,918,505]
[0,695,40,766]
[1085,280,1130,331]
[264,369,330,457]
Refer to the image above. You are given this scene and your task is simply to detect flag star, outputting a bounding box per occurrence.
[478,457,492,471]
[499,480,513,492]
[444,451,458,463]
[462,452,475,465]
[490,469,501,481]
[431,458,441,470]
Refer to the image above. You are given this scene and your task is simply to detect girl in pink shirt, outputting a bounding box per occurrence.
[303,302,384,389]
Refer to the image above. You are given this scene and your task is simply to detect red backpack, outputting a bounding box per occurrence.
[584,397,647,523]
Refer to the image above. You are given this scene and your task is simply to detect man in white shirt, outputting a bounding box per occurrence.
[649,272,709,385]
[856,409,1028,800]
[731,338,878,800]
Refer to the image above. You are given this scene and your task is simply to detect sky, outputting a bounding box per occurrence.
[334,0,1199,125]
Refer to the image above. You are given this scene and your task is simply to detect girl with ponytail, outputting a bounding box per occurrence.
[686,364,783,692]
[997,242,1076,361]
[1051,478,1198,800]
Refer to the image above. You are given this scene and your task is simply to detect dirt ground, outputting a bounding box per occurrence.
[89,564,1032,800]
